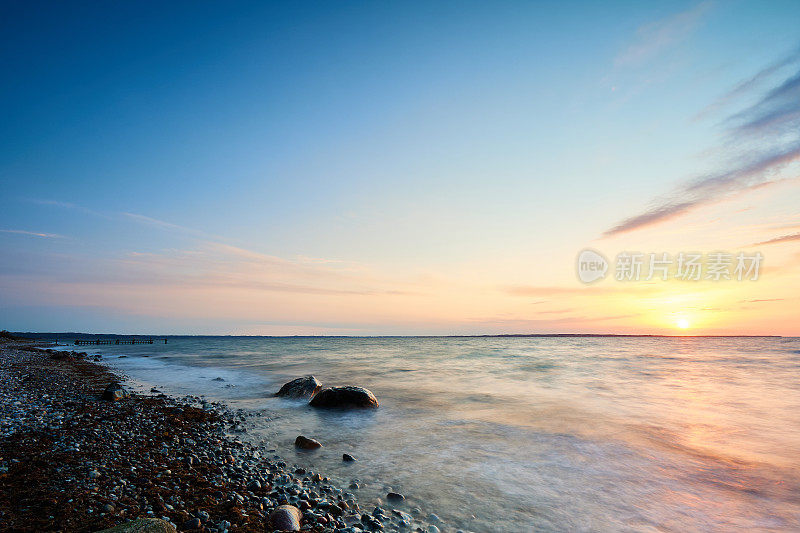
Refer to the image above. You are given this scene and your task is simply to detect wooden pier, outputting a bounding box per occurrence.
[74,338,168,346]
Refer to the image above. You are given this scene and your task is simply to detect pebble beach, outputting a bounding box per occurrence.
[0,338,440,533]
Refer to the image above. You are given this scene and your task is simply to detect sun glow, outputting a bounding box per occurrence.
[677,318,690,330]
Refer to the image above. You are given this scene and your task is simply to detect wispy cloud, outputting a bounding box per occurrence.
[614,2,713,67]
[472,314,640,327]
[604,51,800,237]
[0,229,64,238]
[28,199,209,238]
[695,45,800,120]
[27,198,109,218]
[754,232,800,246]
[503,285,656,297]
[122,212,210,238]
[29,199,78,209]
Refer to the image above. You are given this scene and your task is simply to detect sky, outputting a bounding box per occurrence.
[1,0,800,335]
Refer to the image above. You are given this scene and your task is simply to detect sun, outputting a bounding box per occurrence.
[677,318,690,330]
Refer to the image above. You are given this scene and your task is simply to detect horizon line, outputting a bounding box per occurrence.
[10,331,786,339]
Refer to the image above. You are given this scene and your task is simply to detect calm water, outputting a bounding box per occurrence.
[79,336,800,532]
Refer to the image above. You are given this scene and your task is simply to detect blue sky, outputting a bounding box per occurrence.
[2,1,800,334]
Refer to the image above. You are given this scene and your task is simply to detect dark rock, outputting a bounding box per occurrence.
[387,492,405,502]
[295,435,322,449]
[308,386,379,409]
[212,377,225,382]
[267,504,302,531]
[182,517,201,530]
[101,382,130,401]
[342,453,356,462]
[275,375,322,398]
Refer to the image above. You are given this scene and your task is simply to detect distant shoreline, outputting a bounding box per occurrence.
[9,331,786,341]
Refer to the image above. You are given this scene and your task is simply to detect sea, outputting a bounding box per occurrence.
[53,335,800,532]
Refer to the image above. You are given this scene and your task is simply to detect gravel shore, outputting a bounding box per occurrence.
[0,339,439,533]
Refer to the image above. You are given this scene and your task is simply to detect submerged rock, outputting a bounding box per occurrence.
[267,504,302,531]
[295,435,322,449]
[309,386,379,409]
[101,382,130,402]
[275,375,322,398]
[387,491,405,502]
[342,453,356,462]
[97,518,177,532]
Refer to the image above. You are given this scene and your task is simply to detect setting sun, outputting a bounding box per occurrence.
[677,318,690,330]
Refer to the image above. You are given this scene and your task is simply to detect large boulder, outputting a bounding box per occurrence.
[275,375,322,399]
[267,504,302,531]
[309,386,379,409]
[97,518,177,533]
[295,435,322,449]
[101,382,130,401]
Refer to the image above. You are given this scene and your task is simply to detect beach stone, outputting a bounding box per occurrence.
[342,453,356,462]
[295,435,322,449]
[387,492,405,502]
[182,517,201,529]
[309,387,379,409]
[267,504,302,531]
[275,376,322,398]
[97,518,177,532]
[101,383,130,401]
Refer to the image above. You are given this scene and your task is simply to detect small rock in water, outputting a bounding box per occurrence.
[275,375,323,398]
[267,504,302,531]
[387,492,405,502]
[342,453,357,462]
[309,386,379,409]
[212,377,225,382]
[295,435,322,449]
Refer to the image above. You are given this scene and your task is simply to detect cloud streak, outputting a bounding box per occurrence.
[604,52,800,237]
[0,229,63,238]
[754,232,800,246]
[695,45,800,120]
[614,1,713,67]
[122,212,210,238]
